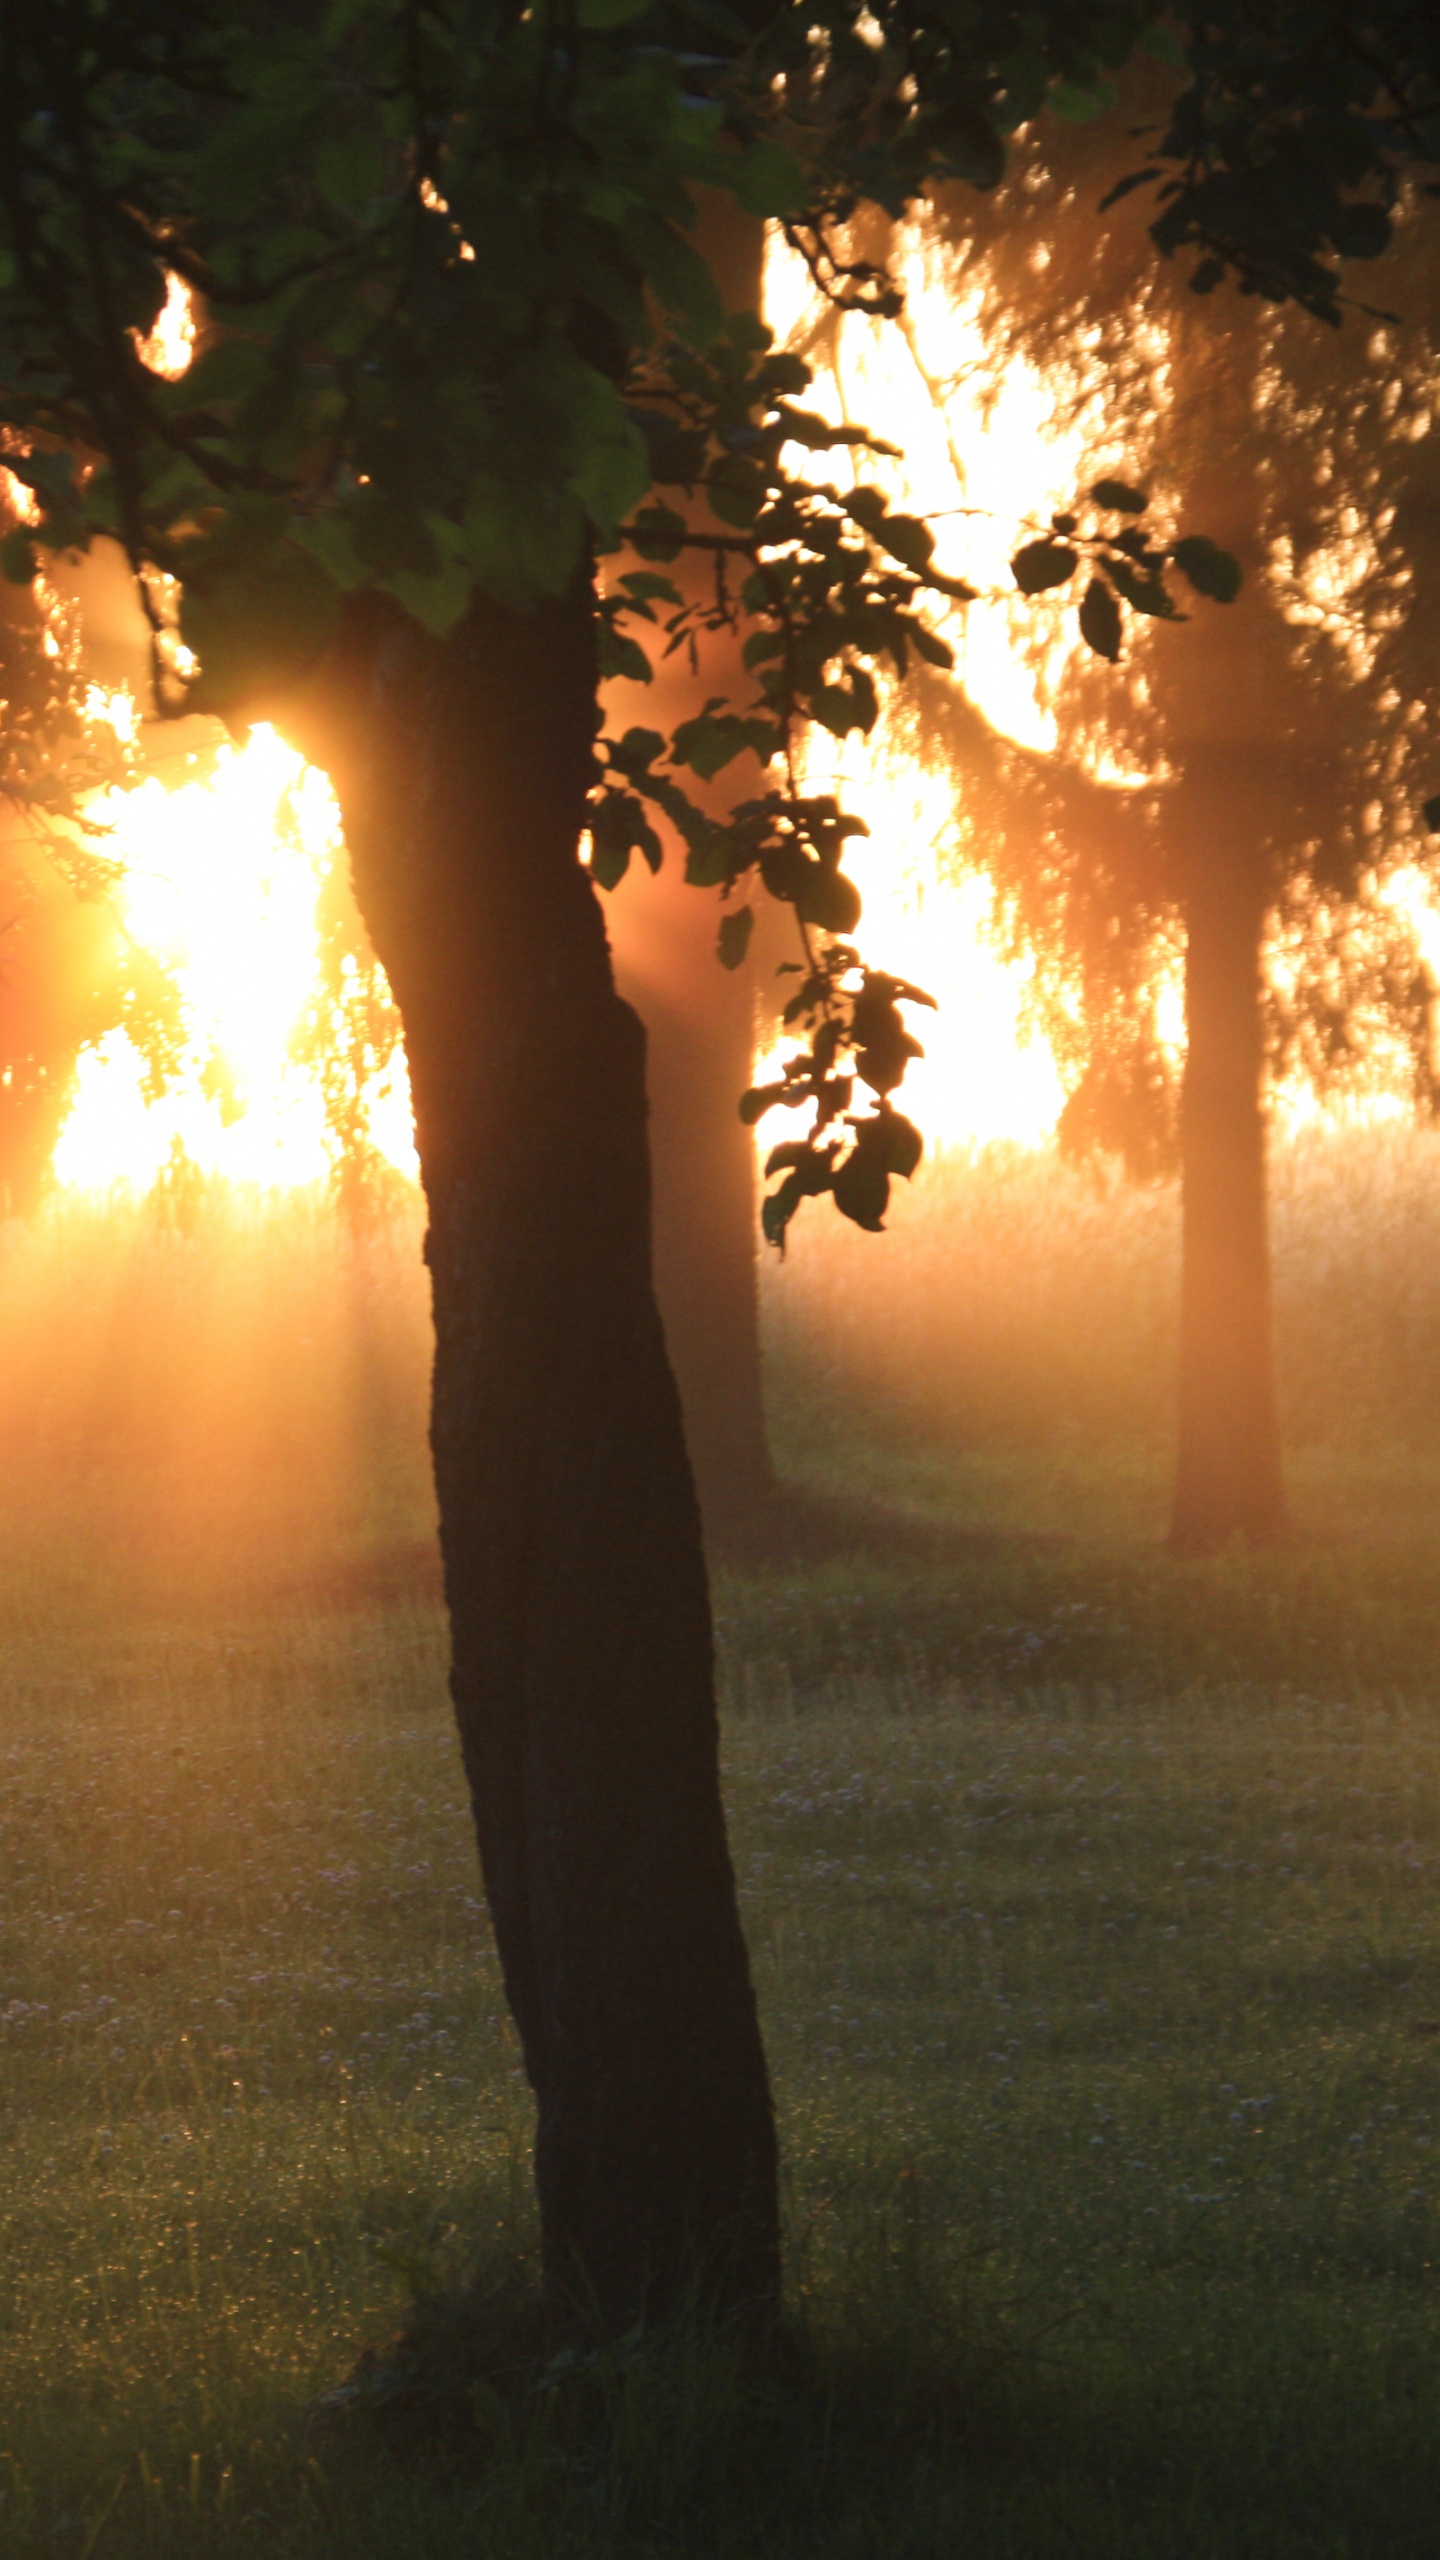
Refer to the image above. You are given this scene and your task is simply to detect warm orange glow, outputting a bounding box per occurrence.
[761,228,1440,1156]
[761,226,1099,1150]
[134,272,197,382]
[21,235,1440,1210]
[51,720,417,1196]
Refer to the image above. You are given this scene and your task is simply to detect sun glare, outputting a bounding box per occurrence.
[760,224,1105,1151]
[51,724,417,1195]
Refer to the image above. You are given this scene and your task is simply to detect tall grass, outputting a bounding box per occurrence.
[765,1123,1440,1462]
[7,1122,1440,1587]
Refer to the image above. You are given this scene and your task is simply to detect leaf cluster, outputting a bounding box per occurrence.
[1010,479,1240,663]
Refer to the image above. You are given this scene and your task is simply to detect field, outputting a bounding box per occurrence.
[5,1135,1440,2556]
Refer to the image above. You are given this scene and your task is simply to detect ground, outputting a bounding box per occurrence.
[4,1144,1440,2555]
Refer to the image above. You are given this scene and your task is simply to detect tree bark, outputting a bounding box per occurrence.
[1170,776,1287,1552]
[284,588,780,2325]
[607,859,774,1545]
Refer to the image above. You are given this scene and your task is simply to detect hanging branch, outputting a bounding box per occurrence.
[591,326,1240,1246]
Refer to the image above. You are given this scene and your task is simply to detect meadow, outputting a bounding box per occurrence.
[5,1134,1440,2556]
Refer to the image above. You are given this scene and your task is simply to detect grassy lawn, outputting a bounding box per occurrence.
[4,1152,1440,2553]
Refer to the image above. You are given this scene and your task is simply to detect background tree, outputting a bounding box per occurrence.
[778,80,1440,1550]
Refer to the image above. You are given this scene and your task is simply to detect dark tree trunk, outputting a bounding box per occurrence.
[286,588,780,2325]
[606,800,774,1548]
[1170,780,1287,1552]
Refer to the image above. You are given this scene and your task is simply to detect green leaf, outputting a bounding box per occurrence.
[717,905,754,970]
[1049,77,1115,123]
[1011,538,1078,595]
[314,127,390,216]
[730,137,807,220]
[618,572,682,608]
[599,624,654,683]
[1078,575,1123,661]
[1170,536,1243,604]
[1089,479,1149,513]
[627,504,687,562]
[671,707,768,780]
[590,790,661,889]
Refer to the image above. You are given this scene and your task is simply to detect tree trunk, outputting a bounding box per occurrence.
[286,588,780,2325]
[1170,783,1287,1552]
[608,864,774,1544]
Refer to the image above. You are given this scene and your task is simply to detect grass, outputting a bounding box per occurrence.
[6,1136,1440,2553]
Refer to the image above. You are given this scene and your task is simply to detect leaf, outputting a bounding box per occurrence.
[314,127,390,216]
[717,905,754,970]
[1049,77,1115,123]
[1097,167,1163,211]
[618,571,682,608]
[625,504,687,562]
[1089,479,1149,513]
[831,1144,890,1232]
[1078,575,1123,662]
[1101,556,1178,620]
[599,624,653,683]
[1011,538,1078,595]
[589,790,661,890]
[740,1080,791,1126]
[1170,535,1243,604]
[874,513,935,574]
[730,137,807,220]
[797,866,862,934]
[1328,202,1391,260]
[761,1146,838,1251]
[671,706,769,780]
[912,623,957,669]
[881,1107,924,1180]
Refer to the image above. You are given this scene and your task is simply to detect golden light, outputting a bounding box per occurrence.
[22,241,1439,1213]
[51,720,417,1196]
[761,226,1440,1160]
[759,224,1101,1151]
[133,271,197,382]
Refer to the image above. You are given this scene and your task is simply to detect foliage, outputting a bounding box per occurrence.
[0,0,1413,1235]
[791,86,1440,1182]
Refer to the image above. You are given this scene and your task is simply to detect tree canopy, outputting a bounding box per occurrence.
[0,0,1430,1228]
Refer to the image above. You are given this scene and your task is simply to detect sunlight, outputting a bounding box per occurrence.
[51,724,417,1194]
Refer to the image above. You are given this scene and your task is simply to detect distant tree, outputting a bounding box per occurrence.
[0,487,164,1210]
[979,127,1440,1551]
[793,87,1440,1550]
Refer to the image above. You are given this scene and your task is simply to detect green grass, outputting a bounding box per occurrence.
[6,1143,1440,2553]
